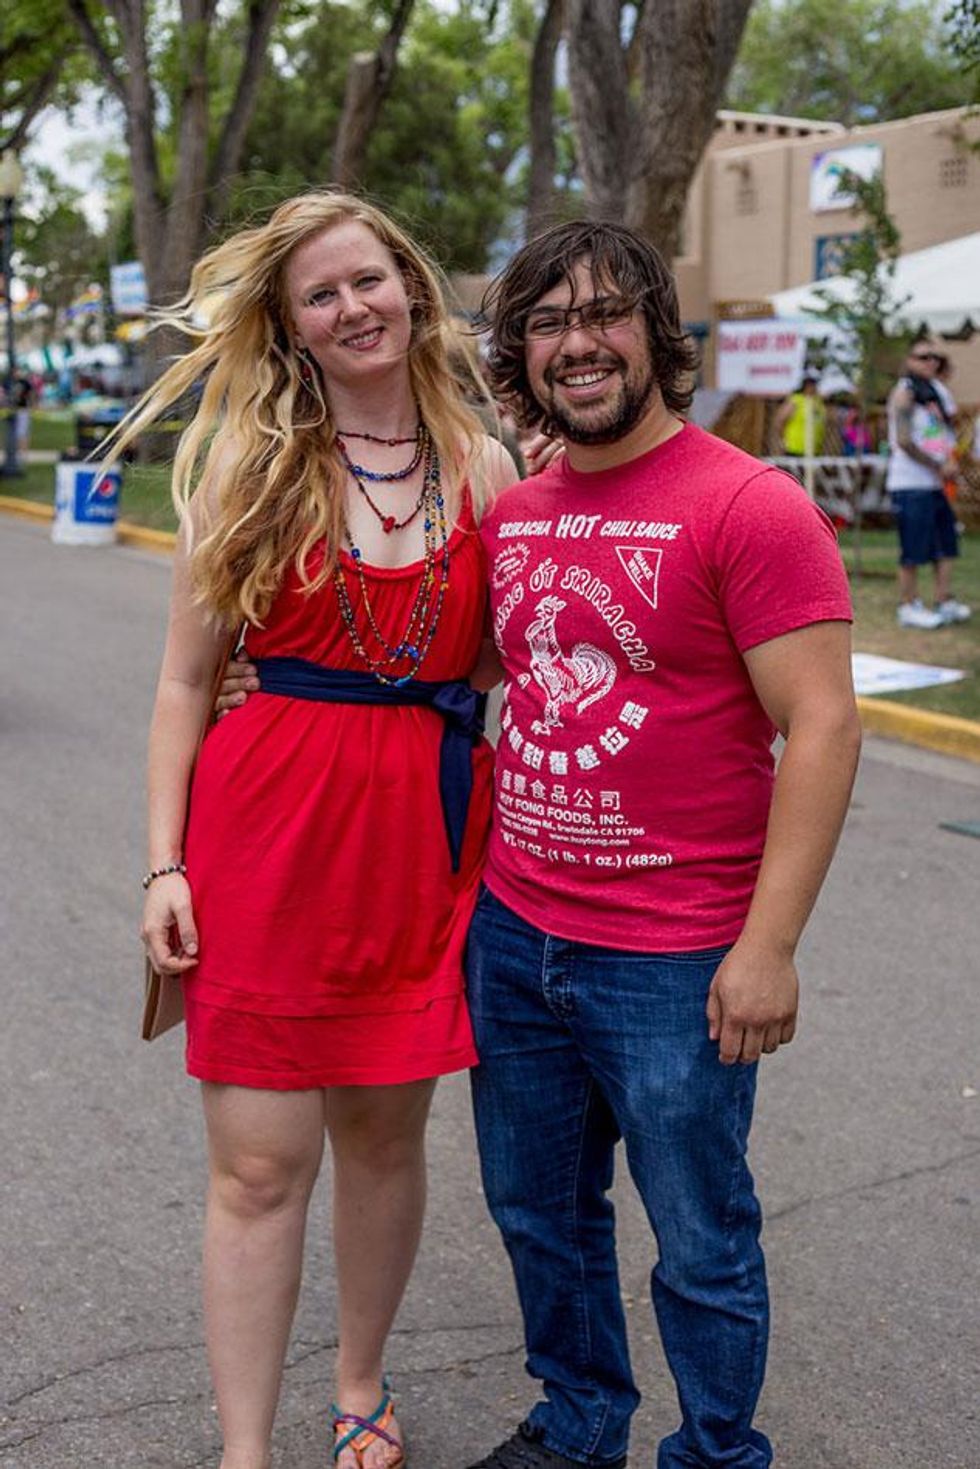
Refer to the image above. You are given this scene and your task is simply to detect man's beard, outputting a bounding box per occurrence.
[543,357,657,445]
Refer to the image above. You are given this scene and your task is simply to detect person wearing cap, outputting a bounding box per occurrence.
[771,371,826,458]
[885,338,971,629]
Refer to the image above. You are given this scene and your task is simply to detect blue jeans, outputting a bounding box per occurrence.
[467,888,771,1469]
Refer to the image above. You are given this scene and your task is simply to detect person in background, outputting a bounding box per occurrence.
[840,398,874,458]
[771,369,826,457]
[885,338,971,629]
[11,372,34,454]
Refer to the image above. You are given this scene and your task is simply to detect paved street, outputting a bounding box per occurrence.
[2,514,978,1469]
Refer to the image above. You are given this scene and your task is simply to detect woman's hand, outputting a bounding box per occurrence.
[214,648,260,718]
[141,874,199,974]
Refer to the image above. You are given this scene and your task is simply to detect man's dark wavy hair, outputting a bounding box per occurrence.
[482,220,700,430]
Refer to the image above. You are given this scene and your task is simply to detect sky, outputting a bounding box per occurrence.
[26,91,120,229]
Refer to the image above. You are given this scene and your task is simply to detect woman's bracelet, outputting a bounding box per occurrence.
[142,862,187,890]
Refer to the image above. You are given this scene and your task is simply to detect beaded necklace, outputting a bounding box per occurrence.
[333,435,451,687]
[353,477,427,536]
[337,430,425,484]
[335,428,418,446]
[340,426,430,534]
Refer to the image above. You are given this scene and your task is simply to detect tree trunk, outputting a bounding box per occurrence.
[564,0,754,256]
[69,0,281,319]
[628,0,753,255]
[209,0,283,220]
[525,0,564,239]
[564,0,635,223]
[161,0,213,301]
[332,0,415,189]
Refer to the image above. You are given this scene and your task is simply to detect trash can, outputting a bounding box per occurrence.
[52,455,122,546]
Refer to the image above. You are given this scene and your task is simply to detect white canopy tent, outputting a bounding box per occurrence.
[769,232,980,338]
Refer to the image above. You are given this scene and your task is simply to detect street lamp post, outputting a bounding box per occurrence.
[1,150,26,479]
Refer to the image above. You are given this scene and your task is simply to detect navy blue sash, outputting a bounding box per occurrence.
[252,657,487,873]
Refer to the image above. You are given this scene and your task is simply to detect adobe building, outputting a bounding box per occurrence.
[677,106,980,400]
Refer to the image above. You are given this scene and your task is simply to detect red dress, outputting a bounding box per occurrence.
[182,502,491,1088]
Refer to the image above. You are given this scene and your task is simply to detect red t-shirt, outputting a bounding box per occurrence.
[480,423,853,952]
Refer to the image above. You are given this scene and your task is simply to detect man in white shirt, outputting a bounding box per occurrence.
[885,339,971,629]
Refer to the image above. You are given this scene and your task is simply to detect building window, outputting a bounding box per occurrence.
[939,155,968,188]
[815,232,859,279]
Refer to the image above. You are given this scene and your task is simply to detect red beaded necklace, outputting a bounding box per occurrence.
[338,426,429,535]
[335,428,419,446]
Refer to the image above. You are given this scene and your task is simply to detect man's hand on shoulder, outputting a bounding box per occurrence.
[214,648,260,718]
[706,939,799,1065]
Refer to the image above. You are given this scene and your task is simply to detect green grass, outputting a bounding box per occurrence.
[29,411,75,454]
[115,464,177,530]
[9,458,177,531]
[841,526,979,721]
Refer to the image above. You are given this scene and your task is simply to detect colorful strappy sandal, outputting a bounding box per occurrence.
[331,1384,405,1469]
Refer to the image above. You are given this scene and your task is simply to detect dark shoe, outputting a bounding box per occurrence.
[466,1421,626,1469]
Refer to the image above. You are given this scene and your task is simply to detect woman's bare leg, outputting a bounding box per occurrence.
[324,1079,437,1469]
[202,1083,326,1469]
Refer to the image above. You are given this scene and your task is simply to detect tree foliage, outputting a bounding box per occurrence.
[65,0,284,310]
[16,168,108,344]
[727,0,974,126]
[237,0,535,272]
[0,0,88,152]
[808,168,906,414]
[806,166,908,570]
[946,0,980,81]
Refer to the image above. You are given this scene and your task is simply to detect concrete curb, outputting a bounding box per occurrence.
[856,696,980,765]
[117,522,177,553]
[0,493,54,524]
[3,492,978,765]
[0,493,176,554]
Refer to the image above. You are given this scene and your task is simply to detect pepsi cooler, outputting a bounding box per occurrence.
[52,458,122,546]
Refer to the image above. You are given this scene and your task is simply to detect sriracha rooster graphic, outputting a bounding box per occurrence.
[525,596,616,735]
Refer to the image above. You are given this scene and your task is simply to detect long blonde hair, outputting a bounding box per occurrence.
[112,192,486,624]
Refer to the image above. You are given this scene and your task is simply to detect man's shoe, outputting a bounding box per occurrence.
[465,1421,626,1469]
[936,597,972,624]
[897,599,943,629]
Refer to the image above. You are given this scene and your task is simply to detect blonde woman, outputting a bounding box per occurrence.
[131,193,516,1469]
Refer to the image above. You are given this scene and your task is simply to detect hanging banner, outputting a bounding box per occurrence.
[716,320,808,394]
[65,283,103,319]
[110,260,148,316]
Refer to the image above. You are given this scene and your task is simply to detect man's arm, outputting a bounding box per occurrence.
[893,383,957,478]
[706,620,862,1065]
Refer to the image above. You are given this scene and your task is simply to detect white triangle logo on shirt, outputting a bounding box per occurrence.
[614,545,663,610]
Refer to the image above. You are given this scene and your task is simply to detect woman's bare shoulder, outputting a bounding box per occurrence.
[470,432,521,521]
